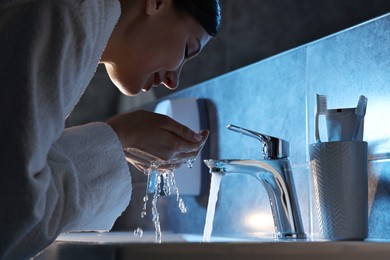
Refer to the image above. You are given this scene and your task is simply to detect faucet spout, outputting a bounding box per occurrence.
[204,158,306,240]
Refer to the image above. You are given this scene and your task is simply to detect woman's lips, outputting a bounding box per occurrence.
[153,73,162,86]
[142,73,162,92]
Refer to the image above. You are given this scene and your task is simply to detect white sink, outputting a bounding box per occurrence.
[35,232,390,260]
[56,231,258,243]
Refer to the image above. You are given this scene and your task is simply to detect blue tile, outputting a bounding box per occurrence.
[368,160,390,239]
[121,14,390,241]
[307,15,390,152]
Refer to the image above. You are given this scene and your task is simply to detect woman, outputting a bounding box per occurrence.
[0,0,221,258]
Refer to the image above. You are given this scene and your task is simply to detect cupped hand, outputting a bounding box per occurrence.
[107,110,209,172]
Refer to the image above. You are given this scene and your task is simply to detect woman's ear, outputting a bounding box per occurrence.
[145,0,171,16]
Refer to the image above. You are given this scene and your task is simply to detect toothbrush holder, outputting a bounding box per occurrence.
[309,141,368,240]
[326,108,364,141]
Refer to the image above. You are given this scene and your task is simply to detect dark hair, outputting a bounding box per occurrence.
[172,0,221,37]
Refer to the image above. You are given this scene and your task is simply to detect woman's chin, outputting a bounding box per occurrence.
[116,84,142,96]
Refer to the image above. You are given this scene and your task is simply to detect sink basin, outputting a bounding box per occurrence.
[55,231,257,243]
[35,232,390,260]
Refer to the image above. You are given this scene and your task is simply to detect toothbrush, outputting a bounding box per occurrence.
[315,94,327,143]
[352,95,368,141]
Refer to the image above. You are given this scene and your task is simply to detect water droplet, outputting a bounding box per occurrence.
[162,172,171,195]
[178,198,187,214]
[186,158,196,168]
[134,227,143,237]
[169,171,187,213]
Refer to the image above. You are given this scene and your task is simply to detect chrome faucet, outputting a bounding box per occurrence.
[204,124,306,240]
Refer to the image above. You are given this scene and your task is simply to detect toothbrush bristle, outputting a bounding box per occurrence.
[316,94,327,114]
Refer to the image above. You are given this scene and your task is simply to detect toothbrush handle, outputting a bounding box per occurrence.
[315,114,320,142]
[352,117,362,141]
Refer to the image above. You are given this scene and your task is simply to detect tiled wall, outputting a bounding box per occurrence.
[154,0,390,98]
[116,13,390,240]
[306,14,390,239]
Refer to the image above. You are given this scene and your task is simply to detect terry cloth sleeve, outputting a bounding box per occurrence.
[0,0,131,259]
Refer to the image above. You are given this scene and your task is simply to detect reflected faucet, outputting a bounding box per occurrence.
[204,124,306,240]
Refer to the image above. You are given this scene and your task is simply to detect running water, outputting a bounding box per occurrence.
[135,160,191,243]
[202,172,223,242]
[151,169,162,243]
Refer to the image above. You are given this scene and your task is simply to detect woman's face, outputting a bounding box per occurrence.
[101,0,211,96]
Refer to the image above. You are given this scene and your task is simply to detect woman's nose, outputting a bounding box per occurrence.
[162,64,183,90]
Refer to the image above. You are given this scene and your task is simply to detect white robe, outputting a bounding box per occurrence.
[0,0,131,258]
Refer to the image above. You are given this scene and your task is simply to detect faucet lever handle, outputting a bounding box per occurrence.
[227,124,290,159]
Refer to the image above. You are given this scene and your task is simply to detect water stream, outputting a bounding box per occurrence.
[135,161,190,243]
[202,172,223,242]
[135,160,223,243]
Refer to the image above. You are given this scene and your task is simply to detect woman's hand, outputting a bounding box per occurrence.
[107,110,209,172]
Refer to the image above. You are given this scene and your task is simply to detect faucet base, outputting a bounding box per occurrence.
[275,232,307,240]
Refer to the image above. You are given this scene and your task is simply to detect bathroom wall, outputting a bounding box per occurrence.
[67,0,390,126]
[155,0,390,98]
[114,13,390,239]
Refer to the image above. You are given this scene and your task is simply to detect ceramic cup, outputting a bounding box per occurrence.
[309,141,368,240]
